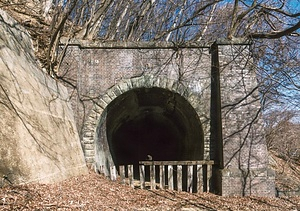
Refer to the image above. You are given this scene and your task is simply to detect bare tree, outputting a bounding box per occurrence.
[1,0,298,74]
[1,0,299,165]
[265,109,300,162]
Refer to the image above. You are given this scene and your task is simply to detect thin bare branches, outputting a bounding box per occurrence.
[250,20,300,39]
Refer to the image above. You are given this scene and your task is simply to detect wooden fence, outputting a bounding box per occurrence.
[109,160,214,193]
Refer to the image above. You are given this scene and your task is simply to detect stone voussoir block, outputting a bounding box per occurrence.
[93,104,104,115]
[117,82,130,93]
[124,78,134,90]
[82,137,95,144]
[158,77,168,89]
[165,78,175,91]
[106,87,118,101]
[183,87,193,99]
[152,76,160,87]
[88,110,99,120]
[131,75,145,88]
[85,157,95,164]
[101,94,113,105]
[83,143,95,150]
[186,94,199,109]
[171,81,180,93]
[113,85,123,96]
[84,149,95,157]
[143,74,155,88]
[83,130,95,138]
[83,119,97,129]
[175,83,188,96]
[97,98,109,109]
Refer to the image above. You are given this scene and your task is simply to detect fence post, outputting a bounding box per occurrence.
[119,166,126,184]
[177,165,182,192]
[160,165,165,189]
[187,165,193,193]
[139,165,145,189]
[135,160,214,192]
[110,166,117,181]
[98,165,104,174]
[150,164,156,189]
[206,164,212,192]
[197,165,203,193]
[168,165,174,190]
[128,165,134,188]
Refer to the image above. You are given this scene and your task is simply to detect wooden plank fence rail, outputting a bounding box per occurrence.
[114,160,214,193]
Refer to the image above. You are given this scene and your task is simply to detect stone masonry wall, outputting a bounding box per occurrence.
[59,41,212,162]
[218,45,275,196]
[59,40,275,196]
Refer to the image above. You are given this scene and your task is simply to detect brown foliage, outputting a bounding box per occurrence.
[0,171,300,210]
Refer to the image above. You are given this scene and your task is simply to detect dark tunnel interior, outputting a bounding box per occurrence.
[105,87,204,168]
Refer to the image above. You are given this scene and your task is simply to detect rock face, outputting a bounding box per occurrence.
[0,9,88,185]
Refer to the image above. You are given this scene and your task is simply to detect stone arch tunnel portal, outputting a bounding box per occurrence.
[103,87,204,168]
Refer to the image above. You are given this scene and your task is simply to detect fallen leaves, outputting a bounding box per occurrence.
[0,171,300,210]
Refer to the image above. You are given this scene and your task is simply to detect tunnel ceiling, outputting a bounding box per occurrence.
[105,87,204,166]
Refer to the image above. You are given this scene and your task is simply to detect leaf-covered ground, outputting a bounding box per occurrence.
[1,171,299,211]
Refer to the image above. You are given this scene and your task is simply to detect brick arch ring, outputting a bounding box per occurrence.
[81,74,209,172]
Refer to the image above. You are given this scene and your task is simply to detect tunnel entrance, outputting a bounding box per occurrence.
[105,87,204,169]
